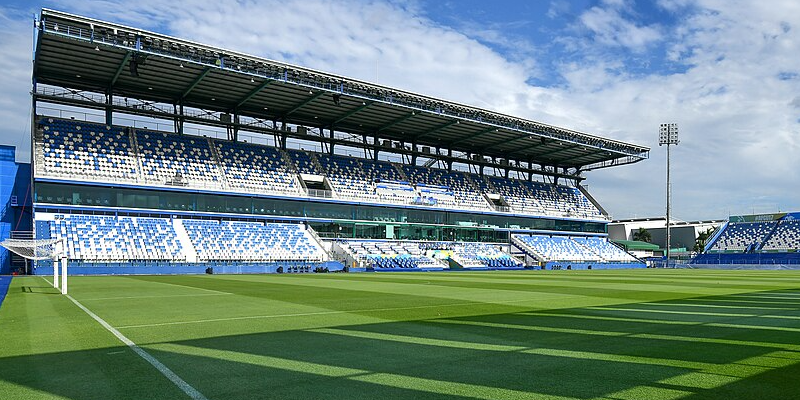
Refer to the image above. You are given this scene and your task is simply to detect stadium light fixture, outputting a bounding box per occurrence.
[659,123,679,266]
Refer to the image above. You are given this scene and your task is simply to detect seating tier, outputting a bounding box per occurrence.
[50,215,183,261]
[40,118,138,182]
[183,220,324,262]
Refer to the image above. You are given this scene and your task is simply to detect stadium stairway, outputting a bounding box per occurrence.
[577,184,609,218]
[128,127,145,184]
[305,226,332,261]
[172,219,198,263]
[510,235,545,265]
[207,137,231,189]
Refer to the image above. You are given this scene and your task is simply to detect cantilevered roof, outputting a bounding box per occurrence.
[33,8,649,170]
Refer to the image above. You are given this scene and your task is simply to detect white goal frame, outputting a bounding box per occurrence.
[1,233,68,294]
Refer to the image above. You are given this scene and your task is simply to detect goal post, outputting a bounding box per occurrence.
[1,233,68,294]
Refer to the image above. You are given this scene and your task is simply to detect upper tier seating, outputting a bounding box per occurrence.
[287,149,322,175]
[50,215,183,261]
[525,181,602,219]
[37,118,607,220]
[481,176,538,212]
[182,220,325,262]
[401,165,491,211]
[136,130,222,189]
[316,153,378,200]
[708,222,776,252]
[482,176,602,219]
[40,118,138,182]
[316,154,405,202]
[762,220,800,251]
[215,140,299,195]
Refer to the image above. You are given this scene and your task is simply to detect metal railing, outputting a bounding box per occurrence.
[306,189,333,198]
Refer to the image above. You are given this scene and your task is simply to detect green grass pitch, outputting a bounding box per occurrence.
[2,269,800,400]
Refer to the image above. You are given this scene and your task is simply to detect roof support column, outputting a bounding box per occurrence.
[177,101,185,134]
[373,134,380,161]
[447,148,453,171]
[104,92,113,126]
[329,128,335,154]
[227,108,239,142]
[172,103,179,134]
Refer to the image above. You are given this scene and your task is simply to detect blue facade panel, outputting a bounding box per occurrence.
[0,145,32,274]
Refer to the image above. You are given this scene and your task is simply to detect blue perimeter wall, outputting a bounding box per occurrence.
[543,261,646,270]
[0,276,11,309]
[1,145,32,274]
[32,260,345,275]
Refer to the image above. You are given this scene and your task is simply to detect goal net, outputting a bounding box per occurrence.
[1,237,63,261]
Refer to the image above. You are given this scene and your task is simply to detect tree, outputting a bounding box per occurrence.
[694,227,716,252]
[632,227,652,243]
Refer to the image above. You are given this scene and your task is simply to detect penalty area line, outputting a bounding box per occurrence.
[42,278,208,400]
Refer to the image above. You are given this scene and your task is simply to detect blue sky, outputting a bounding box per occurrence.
[1,0,798,221]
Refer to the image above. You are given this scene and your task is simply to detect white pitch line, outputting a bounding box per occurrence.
[116,297,545,330]
[42,278,208,400]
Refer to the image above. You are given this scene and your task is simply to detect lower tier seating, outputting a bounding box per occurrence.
[453,243,523,268]
[514,234,636,263]
[762,220,800,251]
[341,241,443,269]
[706,218,800,253]
[50,214,183,262]
[340,240,522,269]
[182,220,325,262]
[45,214,326,263]
[708,221,776,252]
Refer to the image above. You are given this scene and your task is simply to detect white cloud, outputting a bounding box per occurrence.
[1,0,798,221]
[0,8,34,163]
[575,1,663,52]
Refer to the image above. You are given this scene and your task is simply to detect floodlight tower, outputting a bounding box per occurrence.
[659,123,679,266]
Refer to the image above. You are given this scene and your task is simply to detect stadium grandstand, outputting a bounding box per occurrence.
[25,9,651,275]
[691,212,800,268]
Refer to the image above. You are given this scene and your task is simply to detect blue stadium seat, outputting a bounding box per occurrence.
[50,214,183,261]
[39,118,138,182]
[182,220,325,262]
